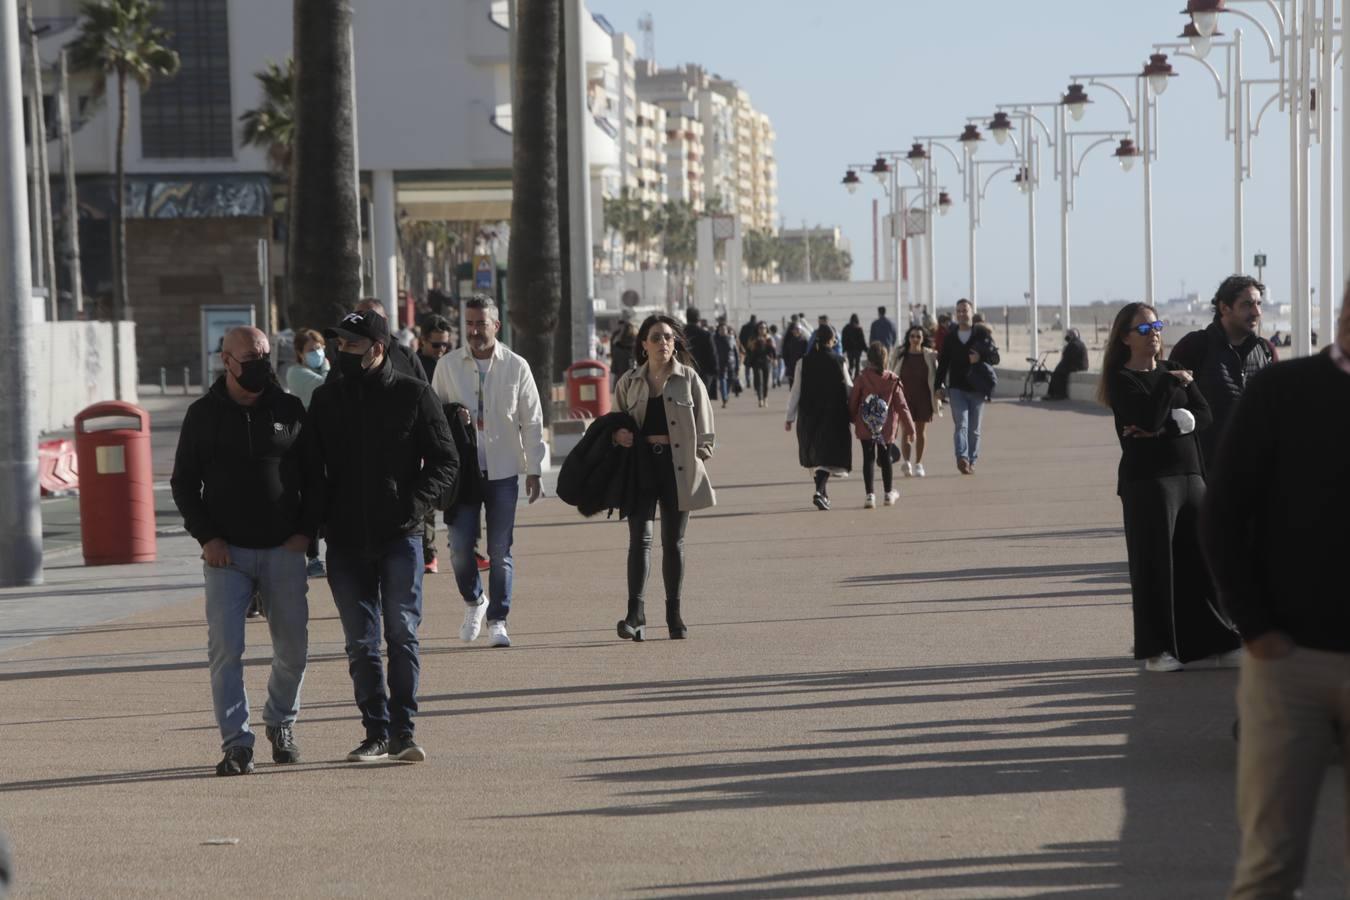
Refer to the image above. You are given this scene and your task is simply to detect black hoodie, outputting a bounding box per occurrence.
[171,378,320,549]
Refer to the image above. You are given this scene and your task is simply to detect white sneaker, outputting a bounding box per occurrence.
[487,620,511,648]
[1145,652,1184,673]
[863,493,876,509]
[1210,648,1244,669]
[460,599,488,642]
[901,461,914,477]
[883,490,900,506]
[913,464,926,478]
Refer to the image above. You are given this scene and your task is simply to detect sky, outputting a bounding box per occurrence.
[599,0,1334,313]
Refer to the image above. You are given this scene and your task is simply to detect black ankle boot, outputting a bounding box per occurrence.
[617,599,645,641]
[666,600,687,640]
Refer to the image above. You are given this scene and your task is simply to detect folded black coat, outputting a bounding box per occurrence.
[556,412,641,519]
[440,402,483,510]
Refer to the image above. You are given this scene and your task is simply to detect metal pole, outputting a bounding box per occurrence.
[24,1,55,318]
[1142,81,1156,305]
[1059,107,1072,334]
[1298,0,1314,353]
[57,50,80,316]
[891,166,902,325]
[563,0,596,362]
[1027,125,1039,364]
[159,365,166,394]
[968,161,977,307]
[1290,6,1304,353]
[25,57,42,291]
[0,0,44,586]
[1317,0,1334,345]
[1234,30,1245,274]
[1343,0,1350,302]
[925,149,937,311]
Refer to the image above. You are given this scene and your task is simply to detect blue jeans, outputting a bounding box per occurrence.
[326,535,423,740]
[203,545,309,751]
[948,388,987,464]
[449,475,519,620]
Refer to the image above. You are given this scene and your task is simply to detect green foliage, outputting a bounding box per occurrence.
[66,0,180,89]
[239,57,295,173]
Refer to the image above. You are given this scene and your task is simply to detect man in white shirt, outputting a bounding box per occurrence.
[430,296,546,648]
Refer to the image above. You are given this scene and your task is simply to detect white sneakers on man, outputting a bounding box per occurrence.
[1145,652,1184,672]
[884,490,900,506]
[487,620,511,648]
[863,494,876,509]
[913,464,926,478]
[460,598,488,642]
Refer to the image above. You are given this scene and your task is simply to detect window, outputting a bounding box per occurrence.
[140,0,233,159]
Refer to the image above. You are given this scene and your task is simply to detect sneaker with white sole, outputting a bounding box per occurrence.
[388,733,426,762]
[883,490,900,506]
[460,598,488,642]
[1209,648,1244,669]
[487,620,511,648]
[863,493,876,509]
[914,464,926,478]
[1145,652,1184,673]
[901,460,914,477]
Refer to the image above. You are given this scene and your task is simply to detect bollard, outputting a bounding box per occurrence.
[159,366,167,394]
[183,367,191,395]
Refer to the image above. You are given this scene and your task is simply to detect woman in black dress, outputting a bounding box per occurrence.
[841,314,867,378]
[1097,302,1240,672]
[785,326,853,510]
[746,322,778,408]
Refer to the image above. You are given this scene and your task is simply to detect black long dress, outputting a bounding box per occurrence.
[1109,361,1240,662]
[796,351,852,472]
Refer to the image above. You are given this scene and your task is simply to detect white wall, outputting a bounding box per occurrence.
[31,322,138,434]
[745,281,898,326]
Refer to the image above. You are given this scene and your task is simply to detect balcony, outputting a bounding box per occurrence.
[467,0,510,65]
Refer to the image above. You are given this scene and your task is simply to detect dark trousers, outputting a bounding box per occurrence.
[861,441,893,495]
[422,510,437,561]
[847,351,863,378]
[1120,474,1239,662]
[627,448,688,606]
[327,535,424,739]
[752,363,771,402]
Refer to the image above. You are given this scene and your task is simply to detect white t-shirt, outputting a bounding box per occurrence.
[474,356,491,472]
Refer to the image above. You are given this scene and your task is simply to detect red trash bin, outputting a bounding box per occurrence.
[74,401,157,565]
[565,359,611,419]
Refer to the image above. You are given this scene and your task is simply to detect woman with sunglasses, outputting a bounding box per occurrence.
[612,315,717,641]
[1097,303,1240,673]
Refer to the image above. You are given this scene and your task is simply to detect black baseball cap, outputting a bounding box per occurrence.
[325,309,390,346]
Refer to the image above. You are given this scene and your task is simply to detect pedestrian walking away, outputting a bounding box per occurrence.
[747,321,778,407]
[869,305,898,351]
[1169,275,1277,466]
[781,320,809,390]
[1097,302,1239,674]
[769,324,784,387]
[786,326,853,510]
[609,315,638,391]
[936,299,1000,473]
[170,326,321,777]
[1204,288,1350,899]
[684,307,719,397]
[431,294,547,650]
[849,341,915,508]
[611,315,717,641]
[889,325,939,478]
[842,313,867,378]
[713,322,739,407]
[738,315,760,389]
[1045,328,1090,401]
[306,308,459,764]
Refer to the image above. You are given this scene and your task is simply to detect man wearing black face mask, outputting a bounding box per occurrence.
[171,326,320,776]
[306,308,458,764]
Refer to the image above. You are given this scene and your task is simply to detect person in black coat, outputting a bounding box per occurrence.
[1046,328,1090,400]
[324,298,427,384]
[684,307,718,392]
[1097,302,1239,673]
[785,326,853,510]
[781,321,809,389]
[306,309,458,764]
[841,314,868,378]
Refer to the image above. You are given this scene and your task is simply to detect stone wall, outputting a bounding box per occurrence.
[126,218,268,384]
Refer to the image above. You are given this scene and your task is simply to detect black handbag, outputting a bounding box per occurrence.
[887,443,902,465]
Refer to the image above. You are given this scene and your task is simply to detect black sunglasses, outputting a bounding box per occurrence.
[1133,321,1165,336]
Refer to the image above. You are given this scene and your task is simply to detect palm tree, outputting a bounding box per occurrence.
[509,0,563,419]
[239,57,295,173]
[66,0,179,396]
[288,0,362,331]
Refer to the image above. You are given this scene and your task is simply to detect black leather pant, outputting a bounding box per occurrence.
[627,447,688,605]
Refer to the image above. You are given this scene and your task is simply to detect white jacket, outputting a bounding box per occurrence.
[431,341,547,479]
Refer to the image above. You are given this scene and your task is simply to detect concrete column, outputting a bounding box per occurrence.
[696,217,715,311]
[371,168,398,311]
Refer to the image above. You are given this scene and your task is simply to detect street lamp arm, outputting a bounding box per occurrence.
[979,163,1016,198]
[1222,6,1282,62]
[995,106,1056,147]
[1072,135,1128,178]
[916,138,966,174]
[1154,45,1228,98]
[1074,77,1137,124]
[1250,87,1282,136]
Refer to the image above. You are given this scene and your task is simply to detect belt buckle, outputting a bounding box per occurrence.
[651,443,665,456]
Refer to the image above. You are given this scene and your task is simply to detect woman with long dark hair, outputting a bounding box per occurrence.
[1098,302,1240,672]
[849,342,914,508]
[890,325,939,477]
[785,326,853,510]
[612,315,717,641]
[842,313,867,378]
[747,321,778,407]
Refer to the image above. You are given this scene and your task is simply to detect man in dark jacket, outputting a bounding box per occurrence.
[307,309,458,764]
[684,306,718,394]
[1169,275,1275,465]
[171,326,320,777]
[781,321,809,388]
[869,305,897,351]
[935,299,1000,473]
[325,298,427,384]
[1045,328,1089,400]
[1203,289,1350,898]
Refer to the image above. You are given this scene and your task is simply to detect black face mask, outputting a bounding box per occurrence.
[336,350,369,380]
[234,357,272,394]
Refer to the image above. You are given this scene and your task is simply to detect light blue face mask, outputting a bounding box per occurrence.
[304,349,326,370]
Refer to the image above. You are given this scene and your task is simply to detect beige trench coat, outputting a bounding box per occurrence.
[613,361,717,512]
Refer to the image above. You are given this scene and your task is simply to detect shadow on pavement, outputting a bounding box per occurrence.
[842,560,1129,588]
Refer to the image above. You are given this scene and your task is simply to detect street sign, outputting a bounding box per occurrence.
[1253,253,1267,268]
[904,209,927,237]
[711,215,736,240]
[473,254,494,292]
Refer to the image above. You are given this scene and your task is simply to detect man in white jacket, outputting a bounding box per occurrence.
[430,296,546,648]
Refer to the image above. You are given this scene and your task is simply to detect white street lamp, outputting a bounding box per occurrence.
[905,142,928,173]
[988,111,1014,146]
[870,156,890,186]
[842,169,860,194]
[958,124,982,157]
[1143,53,1178,96]
[1178,21,1220,60]
[938,191,953,215]
[1185,0,1225,39]
[1062,83,1092,122]
[1114,138,1139,172]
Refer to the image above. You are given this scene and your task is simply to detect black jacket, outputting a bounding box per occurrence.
[686,323,717,376]
[796,351,853,471]
[171,378,320,549]
[936,324,1000,392]
[1169,322,1275,463]
[306,358,458,553]
[556,412,641,518]
[841,323,867,357]
[326,341,428,385]
[442,401,483,509]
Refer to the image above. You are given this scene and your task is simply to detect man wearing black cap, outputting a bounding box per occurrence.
[306,308,459,763]
[324,298,427,384]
